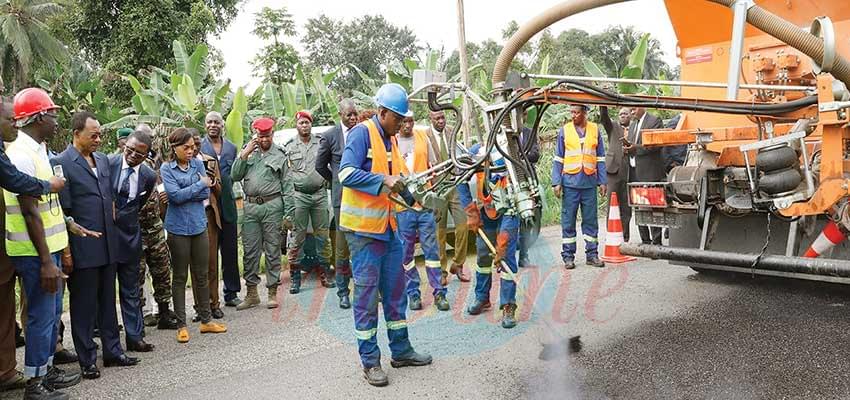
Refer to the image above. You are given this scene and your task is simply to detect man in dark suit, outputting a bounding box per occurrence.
[625,107,665,245]
[602,106,633,242]
[109,130,157,353]
[200,111,242,309]
[316,99,358,309]
[53,112,139,380]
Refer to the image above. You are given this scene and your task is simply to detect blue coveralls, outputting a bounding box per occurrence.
[552,125,607,262]
[339,115,414,368]
[467,145,520,308]
[397,209,445,300]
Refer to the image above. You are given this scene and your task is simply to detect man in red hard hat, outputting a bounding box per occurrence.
[231,117,287,310]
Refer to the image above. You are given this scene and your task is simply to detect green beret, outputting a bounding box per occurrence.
[117,128,133,139]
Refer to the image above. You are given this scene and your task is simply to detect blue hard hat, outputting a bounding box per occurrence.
[374,83,413,118]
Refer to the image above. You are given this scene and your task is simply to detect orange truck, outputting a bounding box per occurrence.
[478,0,850,280]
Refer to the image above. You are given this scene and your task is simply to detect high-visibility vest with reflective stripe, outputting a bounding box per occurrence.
[475,171,507,219]
[400,129,431,175]
[339,119,404,234]
[561,122,600,175]
[3,141,68,256]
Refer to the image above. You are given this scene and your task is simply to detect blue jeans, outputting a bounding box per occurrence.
[397,210,445,299]
[560,186,599,261]
[474,211,519,307]
[346,231,414,368]
[12,253,62,378]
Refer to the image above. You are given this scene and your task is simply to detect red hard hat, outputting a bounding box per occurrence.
[13,88,59,120]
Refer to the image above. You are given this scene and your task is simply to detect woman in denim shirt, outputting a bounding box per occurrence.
[160,128,227,343]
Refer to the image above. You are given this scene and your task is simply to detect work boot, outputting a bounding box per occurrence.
[501,303,518,329]
[237,286,260,310]
[157,303,179,330]
[24,377,68,400]
[563,260,576,270]
[199,322,227,334]
[339,295,351,309]
[143,313,157,327]
[290,266,302,294]
[363,365,388,387]
[449,263,470,282]
[586,257,605,268]
[267,286,279,309]
[42,366,80,391]
[390,351,433,368]
[321,268,336,288]
[409,295,422,311]
[466,299,491,315]
[434,294,450,311]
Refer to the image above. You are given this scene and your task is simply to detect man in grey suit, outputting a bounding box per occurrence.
[602,106,632,243]
[315,99,359,309]
[424,110,469,285]
[624,107,665,245]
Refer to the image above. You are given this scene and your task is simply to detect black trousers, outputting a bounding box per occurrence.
[69,264,123,367]
[218,220,241,302]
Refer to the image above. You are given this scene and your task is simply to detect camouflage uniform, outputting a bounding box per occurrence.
[138,166,172,309]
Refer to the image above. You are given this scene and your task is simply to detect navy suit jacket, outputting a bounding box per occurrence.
[108,154,156,264]
[52,146,118,269]
[315,123,344,209]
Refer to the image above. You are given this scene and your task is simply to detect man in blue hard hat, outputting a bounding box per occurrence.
[552,104,607,269]
[338,83,432,387]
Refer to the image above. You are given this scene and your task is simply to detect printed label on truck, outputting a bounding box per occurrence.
[685,46,713,64]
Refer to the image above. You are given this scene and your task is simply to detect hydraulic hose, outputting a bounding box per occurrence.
[493,0,850,88]
[707,0,850,87]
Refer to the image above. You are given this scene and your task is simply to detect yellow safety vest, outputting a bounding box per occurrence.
[3,141,68,256]
[561,122,601,175]
[339,119,404,234]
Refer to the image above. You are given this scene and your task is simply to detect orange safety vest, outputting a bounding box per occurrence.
[399,129,431,175]
[561,122,600,175]
[475,171,507,219]
[339,119,404,234]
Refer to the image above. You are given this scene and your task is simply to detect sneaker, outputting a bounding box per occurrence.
[338,296,351,309]
[363,365,388,387]
[563,261,576,270]
[41,366,80,391]
[224,297,243,307]
[409,296,422,310]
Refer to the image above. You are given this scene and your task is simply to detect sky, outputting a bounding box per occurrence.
[211,0,680,90]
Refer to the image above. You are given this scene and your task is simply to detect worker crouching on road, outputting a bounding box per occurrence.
[231,117,287,310]
[283,111,335,294]
[396,116,449,312]
[339,83,432,387]
[552,104,607,269]
[465,144,520,329]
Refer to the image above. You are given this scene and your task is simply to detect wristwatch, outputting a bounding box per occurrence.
[64,216,74,224]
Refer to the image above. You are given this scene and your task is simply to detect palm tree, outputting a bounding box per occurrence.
[0,0,68,91]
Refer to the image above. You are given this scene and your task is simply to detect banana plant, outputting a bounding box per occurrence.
[260,64,341,128]
[581,33,672,95]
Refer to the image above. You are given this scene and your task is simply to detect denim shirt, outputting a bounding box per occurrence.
[160,158,210,236]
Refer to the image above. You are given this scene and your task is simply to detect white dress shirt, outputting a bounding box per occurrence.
[117,158,141,200]
[629,113,647,168]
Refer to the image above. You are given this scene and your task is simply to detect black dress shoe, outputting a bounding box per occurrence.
[42,366,81,390]
[191,314,201,323]
[211,308,225,319]
[25,377,68,400]
[103,355,140,368]
[157,312,179,330]
[81,365,100,380]
[53,349,78,365]
[126,339,155,352]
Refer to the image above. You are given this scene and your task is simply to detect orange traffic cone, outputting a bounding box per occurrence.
[803,220,847,258]
[601,193,636,263]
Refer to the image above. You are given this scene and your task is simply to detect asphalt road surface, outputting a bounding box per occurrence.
[7,224,850,399]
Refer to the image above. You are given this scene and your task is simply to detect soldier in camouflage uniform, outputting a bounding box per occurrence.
[135,124,178,330]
